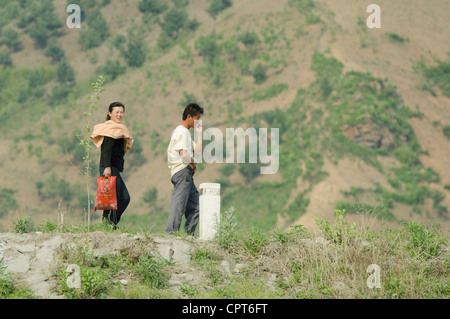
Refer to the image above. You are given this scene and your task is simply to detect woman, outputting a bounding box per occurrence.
[90,102,133,228]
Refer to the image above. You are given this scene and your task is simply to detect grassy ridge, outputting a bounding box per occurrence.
[1,208,448,299]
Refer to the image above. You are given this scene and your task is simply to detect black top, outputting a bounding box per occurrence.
[100,136,125,172]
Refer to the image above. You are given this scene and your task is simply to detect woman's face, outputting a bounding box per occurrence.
[109,106,124,124]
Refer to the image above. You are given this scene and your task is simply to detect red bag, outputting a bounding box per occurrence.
[94,176,118,212]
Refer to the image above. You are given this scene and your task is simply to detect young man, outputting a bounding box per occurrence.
[165,103,204,235]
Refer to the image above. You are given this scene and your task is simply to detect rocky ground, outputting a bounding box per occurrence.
[0,231,206,298]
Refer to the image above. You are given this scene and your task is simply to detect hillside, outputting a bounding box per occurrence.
[0,0,449,236]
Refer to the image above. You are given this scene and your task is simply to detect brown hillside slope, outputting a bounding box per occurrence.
[0,0,449,235]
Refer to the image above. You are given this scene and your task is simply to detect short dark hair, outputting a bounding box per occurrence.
[106,102,125,120]
[182,103,204,120]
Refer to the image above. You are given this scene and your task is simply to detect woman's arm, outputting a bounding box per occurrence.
[100,136,114,177]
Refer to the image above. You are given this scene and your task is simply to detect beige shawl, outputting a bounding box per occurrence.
[90,120,134,154]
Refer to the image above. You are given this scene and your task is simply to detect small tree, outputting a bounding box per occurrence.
[44,39,65,62]
[56,61,75,84]
[75,75,107,230]
[195,33,221,65]
[238,162,260,190]
[142,187,158,207]
[138,0,168,14]
[95,60,126,80]
[207,0,232,19]
[159,7,188,39]
[252,63,267,84]
[78,8,109,50]
[0,49,13,67]
[122,29,147,67]
[2,28,22,52]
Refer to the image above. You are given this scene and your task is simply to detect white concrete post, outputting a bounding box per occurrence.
[199,183,221,240]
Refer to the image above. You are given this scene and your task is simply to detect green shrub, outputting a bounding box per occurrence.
[138,0,168,14]
[207,0,232,19]
[315,209,356,244]
[157,32,173,51]
[44,39,65,62]
[252,63,267,84]
[121,29,147,67]
[0,270,37,299]
[319,77,332,98]
[78,7,109,50]
[404,222,448,259]
[142,187,158,207]
[1,28,22,51]
[133,255,169,288]
[191,248,219,266]
[57,133,88,163]
[286,191,310,222]
[36,173,75,203]
[288,0,315,12]
[180,284,199,296]
[386,32,408,43]
[36,219,58,233]
[28,66,55,87]
[442,125,450,140]
[195,33,221,65]
[311,51,343,81]
[420,54,450,97]
[25,0,63,48]
[0,188,18,217]
[56,61,75,84]
[13,217,32,234]
[237,162,261,185]
[252,83,288,101]
[242,226,269,255]
[59,265,110,299]
[49,84,71,106]
[95,60,126,80]
[214,206,239,249]
[159,8,188,39]
[238,31,260,47]
[172,0,189,8]
[0,49,12,67]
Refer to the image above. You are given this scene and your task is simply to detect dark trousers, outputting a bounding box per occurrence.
[165,165,199,235]
[99,166,130,227]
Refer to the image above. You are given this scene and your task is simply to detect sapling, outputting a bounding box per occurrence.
[75,75,107,230]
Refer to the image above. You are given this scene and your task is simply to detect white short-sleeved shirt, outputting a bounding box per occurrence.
[167,125,196,177]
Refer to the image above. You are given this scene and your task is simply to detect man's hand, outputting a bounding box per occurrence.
[194,120,202,136]
[180,150,197,170]
[103,167,112,177]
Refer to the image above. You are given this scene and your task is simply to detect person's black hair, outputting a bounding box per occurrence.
[106,102,125,120]
[182,103,204,120]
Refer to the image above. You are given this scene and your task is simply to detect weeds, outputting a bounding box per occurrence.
[404,221,448,259]
[13,218,32,234]
[416,53,450,97]
[214,206,239,249]
[133,255,170,289]
[315,209,356,244]
[242,227,269,255]
[0,267,37,299]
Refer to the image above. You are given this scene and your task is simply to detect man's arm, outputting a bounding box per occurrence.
[193,121,202,155]
[179,149,196,168]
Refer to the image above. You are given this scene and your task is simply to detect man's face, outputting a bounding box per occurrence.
[188,114,201,128]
